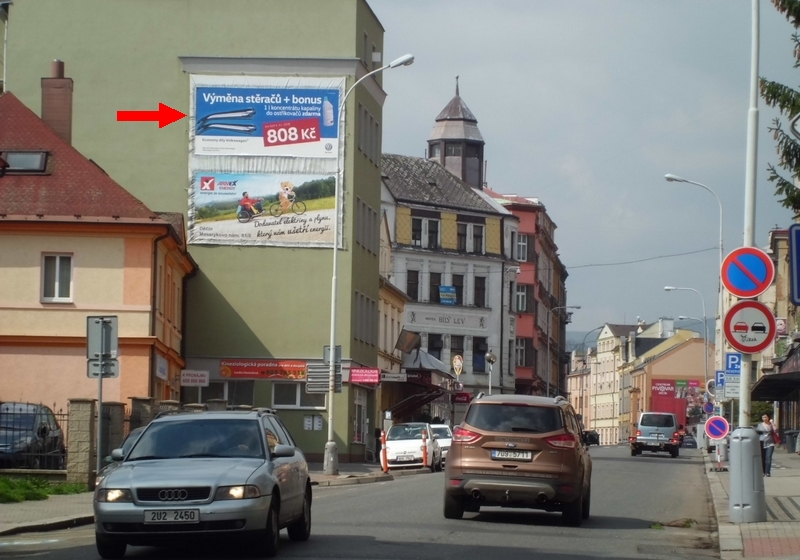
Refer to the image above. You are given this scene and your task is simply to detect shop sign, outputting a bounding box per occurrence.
[406,371,432,386]
[350,367,380,384]
[453,393,472,404]
[219,359,307,379]
[181,370,210,387]
[381,373,407,382]
[156,354,169,380]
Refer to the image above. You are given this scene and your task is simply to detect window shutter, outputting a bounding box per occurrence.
[525,339,535,367]
[525,286,534,315]
[527,239,536,263]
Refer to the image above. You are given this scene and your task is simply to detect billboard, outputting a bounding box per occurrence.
[219,359,307,380]
[193,78,341,158]
[650,378,704,425]
[188,172,336,247]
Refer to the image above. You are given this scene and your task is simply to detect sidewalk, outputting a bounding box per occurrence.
[0,461,415,537]
[707,443,800,559]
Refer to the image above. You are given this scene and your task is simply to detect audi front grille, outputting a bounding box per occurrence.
[136,487,211,502]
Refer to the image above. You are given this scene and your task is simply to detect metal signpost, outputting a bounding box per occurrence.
[705,415,731,471]
[87,316,119,477]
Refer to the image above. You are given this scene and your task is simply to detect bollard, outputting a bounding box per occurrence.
[381,430,388,474]
[422,430,428,468]
[719,437,729,463]
[729,427,767,523]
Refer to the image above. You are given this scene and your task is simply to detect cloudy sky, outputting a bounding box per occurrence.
[369,0,798,332]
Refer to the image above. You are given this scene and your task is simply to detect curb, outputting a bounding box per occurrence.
[703,450,744,557]
[312,468,431,487]
[0,514,94,537]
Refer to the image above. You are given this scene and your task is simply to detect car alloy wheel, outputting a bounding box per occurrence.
[258,497,280,558]
[287,485,311,541]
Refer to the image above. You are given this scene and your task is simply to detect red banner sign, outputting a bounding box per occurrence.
[350,367,380,384]
[453,393,472,404]
[262,117,320,147]
[219,359,307,380]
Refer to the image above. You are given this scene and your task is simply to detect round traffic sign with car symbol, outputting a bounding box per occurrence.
[723,300,776,354]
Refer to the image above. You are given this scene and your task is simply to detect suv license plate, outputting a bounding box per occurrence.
[144,509,200,524]
[491,450,532,461]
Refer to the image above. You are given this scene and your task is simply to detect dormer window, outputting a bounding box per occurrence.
[0,151,48,174]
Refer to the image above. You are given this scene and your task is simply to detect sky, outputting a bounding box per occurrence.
[368,0,799,333]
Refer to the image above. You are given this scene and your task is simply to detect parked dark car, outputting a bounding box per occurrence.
[584,430,600,446]
[0,402,66,469]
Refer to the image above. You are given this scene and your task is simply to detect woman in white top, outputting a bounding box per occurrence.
[757,413,777,477]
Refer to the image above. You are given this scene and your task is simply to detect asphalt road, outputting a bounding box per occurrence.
[0,445,717,560]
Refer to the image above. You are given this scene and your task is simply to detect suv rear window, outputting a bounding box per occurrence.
[465,403,562,433]
[640,414,675,428]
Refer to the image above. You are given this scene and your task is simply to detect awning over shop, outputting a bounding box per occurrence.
[402,349,451,375]
[386,389,444,420]
[751,372,800,402]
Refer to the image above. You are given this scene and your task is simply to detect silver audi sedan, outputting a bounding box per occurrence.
[93,409,311,559]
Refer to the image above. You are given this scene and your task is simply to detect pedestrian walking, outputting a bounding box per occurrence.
[757,413,778,477]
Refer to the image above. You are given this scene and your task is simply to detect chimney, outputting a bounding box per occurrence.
[41,60,73,145]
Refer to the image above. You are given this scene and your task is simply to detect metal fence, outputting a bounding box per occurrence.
[0,402,67,470]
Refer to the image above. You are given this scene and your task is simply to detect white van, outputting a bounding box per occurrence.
[631,412,682,458]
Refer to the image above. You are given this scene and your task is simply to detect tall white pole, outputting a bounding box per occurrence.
[739,0,760,428]
[323,55,414,476]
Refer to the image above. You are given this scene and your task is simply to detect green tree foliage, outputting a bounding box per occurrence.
[761,1,800,210]
[750,401,775,424]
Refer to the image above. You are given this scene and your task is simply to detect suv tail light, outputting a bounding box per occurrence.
[636,430,641,437]
[673,432,680,438]
[545,433,577,449]
[452,426,481,444]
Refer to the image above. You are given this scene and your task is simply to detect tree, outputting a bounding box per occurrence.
[760,0,800,211]
[750,401,775,424]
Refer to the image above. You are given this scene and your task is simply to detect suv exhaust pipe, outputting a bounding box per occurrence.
[471,489,482,500]
[536,492,547,503]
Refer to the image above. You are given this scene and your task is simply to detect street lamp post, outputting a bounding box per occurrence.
[546,305,581,397]
[664,287,708,383]
[324,53,414,476]
[664,174,724,379]
[678,315,710,397]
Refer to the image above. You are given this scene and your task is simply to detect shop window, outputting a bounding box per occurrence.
[353,388,367,444]
[272,382,325,409]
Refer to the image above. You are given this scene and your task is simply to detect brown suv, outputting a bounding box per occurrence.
[443,394,593,526]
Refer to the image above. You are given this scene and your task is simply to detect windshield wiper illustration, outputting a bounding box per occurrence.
[196,108,257,134]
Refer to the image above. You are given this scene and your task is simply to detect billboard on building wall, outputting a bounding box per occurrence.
[188,172,336,247]
[193,79,341,158]
[650,379,703,425]
[220,359,307,380]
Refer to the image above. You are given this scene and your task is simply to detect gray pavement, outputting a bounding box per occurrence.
[704,442,800,559]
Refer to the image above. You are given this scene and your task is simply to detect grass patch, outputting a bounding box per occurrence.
[664,518,697,528]
[649,522,664,530]
[0,476,88,504]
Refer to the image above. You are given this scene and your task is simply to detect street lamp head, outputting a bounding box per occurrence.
[664,174,685,183]
[664,286,677,291]
[485,351,497,364]
[678,315,689,320]
[388,54,415,68]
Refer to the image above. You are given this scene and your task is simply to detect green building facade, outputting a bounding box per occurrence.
[8,0,389,462]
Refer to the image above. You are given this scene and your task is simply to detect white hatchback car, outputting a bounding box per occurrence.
[381,422,442,472]
[430,424,452,463]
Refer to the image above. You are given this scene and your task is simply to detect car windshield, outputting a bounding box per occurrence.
[640,415,675,428]
[465,404,562,433]
[126,419,265,460]
[0,412,36,430]
[432,427,452,439]
[387,425,428,440]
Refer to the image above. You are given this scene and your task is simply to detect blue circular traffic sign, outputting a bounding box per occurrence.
[721,247,775,299]
[705,415,730,440]
[703,402,715,415]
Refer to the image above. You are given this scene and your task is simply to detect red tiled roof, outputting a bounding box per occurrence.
[0,92,156,220]
[484,187,543,207]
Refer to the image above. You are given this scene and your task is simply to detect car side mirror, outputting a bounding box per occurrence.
[38,425,48,438]
[110,448,125,461]
[432,434,439,439]
[272,444,295,458]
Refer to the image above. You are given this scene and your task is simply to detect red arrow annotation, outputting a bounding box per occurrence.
[116,103,186,128]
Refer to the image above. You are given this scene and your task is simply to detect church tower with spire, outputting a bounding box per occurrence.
[427,77,486,189]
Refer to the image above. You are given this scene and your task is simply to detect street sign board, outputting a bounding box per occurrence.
[87,358,119,378]
[181,370,210,387]
[87,316,118,359]
[724,372,741,399]
[715,371,725,387]
[721,247,775,299]
[323,345,341,366]
[305,363,341,393]
[703,401,715,415]
[723,300,776,354]
[452,355,463,377]
[705,415,730,440]
[790,224,800,305]
[380,373,407,382]
[726,352,742,373]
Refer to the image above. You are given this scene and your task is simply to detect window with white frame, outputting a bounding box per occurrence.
[272,382,325,409]
[41,254,73,302]
[515,338,526,367]
[516,284,527,312]
[516,234,528,261]
[353,387,367,444]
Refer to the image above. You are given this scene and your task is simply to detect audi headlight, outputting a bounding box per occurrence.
[215,485,260,500]
[96,488,133,503]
